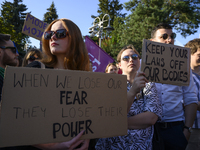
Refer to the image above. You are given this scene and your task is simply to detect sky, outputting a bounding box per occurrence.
[2,0,200,48]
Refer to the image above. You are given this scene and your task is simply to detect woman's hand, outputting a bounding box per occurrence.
[34,130,90,150]
[127,71,149,113]
[131,71,148,94]
[59,130,90,150]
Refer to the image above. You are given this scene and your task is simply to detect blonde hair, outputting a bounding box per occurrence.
[117,44,141,62]
[105,63,116,73]
[22,49,43,67]
[185,38,200,55]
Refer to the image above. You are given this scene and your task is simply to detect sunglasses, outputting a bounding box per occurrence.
[28,56,39,61]
[161,33,176,40]
[0,46,17,54]
[122,54,139,61]
[44,29,68,40]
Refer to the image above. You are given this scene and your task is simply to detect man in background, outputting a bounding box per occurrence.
[185,38,200,150]
[0,33,19,101]
[151,23,198,150]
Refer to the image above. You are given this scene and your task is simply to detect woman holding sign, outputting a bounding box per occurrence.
[95,45,162,150]
[26,19,90,150]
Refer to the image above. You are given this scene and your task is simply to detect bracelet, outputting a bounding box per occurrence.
[183,125,192,133]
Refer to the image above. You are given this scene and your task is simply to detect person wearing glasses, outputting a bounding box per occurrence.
[95,45,162,150]
[22,49,43,67]
[25,19,90,150]
[185,38,200,150]
[151,23,198,150]
[0,33,19,102]
[105,63,118,74]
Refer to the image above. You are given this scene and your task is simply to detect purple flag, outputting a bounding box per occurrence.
[85,36,115,72]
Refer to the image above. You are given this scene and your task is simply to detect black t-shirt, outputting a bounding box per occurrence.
[26,61,53,69]
[26,61,43,68]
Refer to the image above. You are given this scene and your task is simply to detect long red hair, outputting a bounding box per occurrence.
[42,18,90,71]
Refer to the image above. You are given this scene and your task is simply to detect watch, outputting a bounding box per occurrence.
[184,125,192,133]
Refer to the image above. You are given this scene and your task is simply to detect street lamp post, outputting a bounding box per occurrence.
[89,14,114,47]
[24,43,28,53]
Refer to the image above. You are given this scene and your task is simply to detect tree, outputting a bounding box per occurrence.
[43,1,58,24]
[0,1,15,34]
[0,16,15,34]
[117,0,200,54]
[101,17,126,60]
[89,0,126,60]
[97,0,125,26]
[0,0,29,54]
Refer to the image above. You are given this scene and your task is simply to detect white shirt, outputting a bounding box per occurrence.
[155,69,198,122]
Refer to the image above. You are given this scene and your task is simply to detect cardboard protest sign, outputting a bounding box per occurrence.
[0,67,127,147]
[140,39,190,86]
[22,13,49,40]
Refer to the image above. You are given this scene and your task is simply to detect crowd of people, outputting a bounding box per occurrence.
[0,20,200,150]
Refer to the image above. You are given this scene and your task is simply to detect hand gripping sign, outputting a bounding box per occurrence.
[140,39,190,86]
[0,67,127,147]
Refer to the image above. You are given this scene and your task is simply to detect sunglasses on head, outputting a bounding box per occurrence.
[0,46,17,54]
[122,54,139,61]
[44,29,68,40]
[28,56,39,61]
[161,33,176,40]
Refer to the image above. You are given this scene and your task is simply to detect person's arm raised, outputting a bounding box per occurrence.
[127,72,148,113]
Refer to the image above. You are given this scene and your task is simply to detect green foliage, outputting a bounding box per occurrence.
[0,0,29,54]
[115,0,200,55]
[97,0,125,27]
[43,1,58,24]
[101,37,124,60]
[89,0,126,61]
[90,36,99,45]
[92,0,200,59]
[101,16,127,60]
[0,16,15,34]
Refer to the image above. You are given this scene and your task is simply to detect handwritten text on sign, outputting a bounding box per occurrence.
[22,13,48,40]
[140,39,190,86]
[0,67,127,147]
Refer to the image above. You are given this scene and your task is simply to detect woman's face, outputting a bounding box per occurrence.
[191,48,200,68]
[119,49,140,75]
[49,21,68,55]
[27,54,39,64]
[107,65,118,74]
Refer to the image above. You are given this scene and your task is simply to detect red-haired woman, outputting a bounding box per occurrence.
[27,18,90,150]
